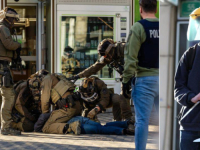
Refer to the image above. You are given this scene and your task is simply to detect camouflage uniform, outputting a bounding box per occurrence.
[33,74,82,134]
[0,9,21,134]
[11,81,41,132]
[80,76,132,121]
[77,40,125,78]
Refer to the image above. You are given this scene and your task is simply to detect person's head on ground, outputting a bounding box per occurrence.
[139,0,157,19]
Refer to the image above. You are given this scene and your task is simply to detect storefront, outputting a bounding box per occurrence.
[2,0,159,94]
[54,0,135,93]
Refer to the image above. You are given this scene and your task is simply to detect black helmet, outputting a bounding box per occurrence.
[79,77,98,102]
[0,7,20,27]
[28,77,41,101]
[97,38,115,56]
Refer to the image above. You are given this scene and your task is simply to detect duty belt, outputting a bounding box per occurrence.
[0,60,9,76]
[0,60,9,66]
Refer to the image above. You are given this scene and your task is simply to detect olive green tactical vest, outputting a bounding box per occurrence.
[0,23,14,58]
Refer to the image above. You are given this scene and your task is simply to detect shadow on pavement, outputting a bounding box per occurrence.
[0,140,134,150]
[19,133,134,142]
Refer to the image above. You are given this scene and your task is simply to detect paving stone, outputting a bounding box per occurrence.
[0,107,158,150]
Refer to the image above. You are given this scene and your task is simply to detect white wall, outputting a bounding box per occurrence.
[160,2,176,150]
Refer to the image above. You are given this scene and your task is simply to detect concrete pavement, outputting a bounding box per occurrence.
[0,107,159,150]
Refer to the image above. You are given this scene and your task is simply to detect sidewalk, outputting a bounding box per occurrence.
[0,108,159,150]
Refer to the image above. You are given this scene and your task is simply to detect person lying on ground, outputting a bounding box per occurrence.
[34,114,134,135]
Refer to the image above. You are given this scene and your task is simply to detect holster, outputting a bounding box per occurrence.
[11,109,23,123]
[0,60,12,87]
[66,95,76,108]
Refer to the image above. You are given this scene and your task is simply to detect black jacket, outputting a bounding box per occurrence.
[174,43,200,131]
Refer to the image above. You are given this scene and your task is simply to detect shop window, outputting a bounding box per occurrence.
[60,16,114,78]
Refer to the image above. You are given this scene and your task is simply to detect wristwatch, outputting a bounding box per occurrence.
[94,107,99,113]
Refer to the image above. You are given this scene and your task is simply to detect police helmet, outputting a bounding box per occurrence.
[0,7,20,23]
[79,77,98,102]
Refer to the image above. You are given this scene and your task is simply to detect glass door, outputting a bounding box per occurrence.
[57,5,130,94]
[9,5,37,82]
[60,16,115,79]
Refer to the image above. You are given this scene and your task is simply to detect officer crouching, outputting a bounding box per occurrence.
[79,76,134,130]
[10,80,41,132]
[28,71,82,134]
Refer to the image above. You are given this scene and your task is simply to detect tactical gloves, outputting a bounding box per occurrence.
[121,82,131,99]
[56,99,68,109]
[87,107,99,119]
[69,75,80,80]
[121,77,135,99]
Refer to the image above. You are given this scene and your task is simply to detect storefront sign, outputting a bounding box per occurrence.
[180,1,200,17]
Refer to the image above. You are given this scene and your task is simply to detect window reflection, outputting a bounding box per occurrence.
[61,16,114,78]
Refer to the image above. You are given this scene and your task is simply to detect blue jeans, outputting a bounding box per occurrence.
[180,130,200,150]
[67,116,127,135]
[132,76,159,150]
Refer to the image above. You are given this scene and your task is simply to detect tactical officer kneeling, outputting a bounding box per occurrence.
[0,7,22,135]
[11,80,41,132]
[28,71,82,134]
[79,76,134,126]
[70,39,132,99]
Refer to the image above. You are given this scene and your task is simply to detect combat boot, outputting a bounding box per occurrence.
[1,127,21,135]
[124,128,135,135]
[67,121,81,135]
[127,116,135,133]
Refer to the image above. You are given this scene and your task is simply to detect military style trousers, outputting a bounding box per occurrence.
[11,117,34,132]
[0,63,15,130]
[42,101,82,134]
[111,94,132,121]
[0,86,15,130]
[83,94,132,121]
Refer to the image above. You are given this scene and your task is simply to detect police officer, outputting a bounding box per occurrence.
[0,7,22,135]
[28,70,82,134]
[79,76,133,123]
[70,39,133,109]
[122,0,159,149]
[70,39,125,80]
[11,80,41,132]
[62,46,80,77]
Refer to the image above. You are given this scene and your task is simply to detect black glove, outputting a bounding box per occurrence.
[72,92,81,101]
[122,82,130,98]
[122,77,134,99]
[16,47,21,54]
[56,99,68,109]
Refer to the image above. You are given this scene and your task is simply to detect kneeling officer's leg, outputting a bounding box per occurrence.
[0,65,21,135]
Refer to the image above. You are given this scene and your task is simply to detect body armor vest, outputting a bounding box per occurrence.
[0,23,13,58]
[137,19,159,68]
[51,74,75,104]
